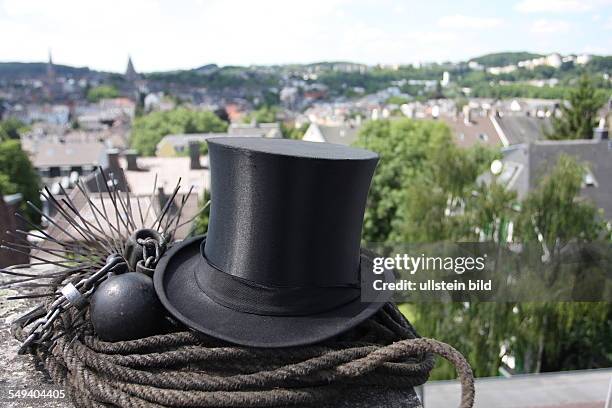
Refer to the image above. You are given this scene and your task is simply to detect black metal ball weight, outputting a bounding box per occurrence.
[90,272,164,341]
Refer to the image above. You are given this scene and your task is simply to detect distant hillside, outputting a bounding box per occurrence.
[470,52,544,67]
[0,62,92,79]
[193,63,219,74]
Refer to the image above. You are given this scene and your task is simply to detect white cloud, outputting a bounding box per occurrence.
[515,0,611,13]
[0,0,475,71]
[530,19,571,33]
[583,44,609,53]
[0,0,609,71]
[437,15,503,29]
[0,0,354,71]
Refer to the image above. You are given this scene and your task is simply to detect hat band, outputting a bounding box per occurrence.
[195,257,361,316]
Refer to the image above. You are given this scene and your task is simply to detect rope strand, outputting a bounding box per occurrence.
[14,301,474,408]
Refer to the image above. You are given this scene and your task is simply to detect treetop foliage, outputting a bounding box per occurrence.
[0,118,28,141]
[355,117,609,380]
[130,108,228,156]
[86,85,119,103]
[0,139,41,224]
[547,75,607,140]
[354,118,496,243]
[469,52,544,67]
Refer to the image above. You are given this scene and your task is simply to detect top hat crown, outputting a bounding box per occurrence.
[205,137,378,288]
[154,137,394,347]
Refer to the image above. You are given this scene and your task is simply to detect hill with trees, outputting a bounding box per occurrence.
[2,52,610,102]
[0,62,92,79]
[469,52,543,67]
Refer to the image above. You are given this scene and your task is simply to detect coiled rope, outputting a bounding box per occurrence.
[14,301,474,408]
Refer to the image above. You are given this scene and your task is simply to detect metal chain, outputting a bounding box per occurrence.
[17,255,126,353]
[137,236,163,268]
[18,230,168,352]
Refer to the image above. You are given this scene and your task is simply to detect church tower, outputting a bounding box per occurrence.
[46,50,55,83]
[44,50,56,100]
[125,55,140,82]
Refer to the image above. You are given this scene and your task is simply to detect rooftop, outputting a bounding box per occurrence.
[31,141,107,168]
[493,137,612,218]
[228,122,282,138]
[494,114,551,145]
[120,155,210,197]
[439,113,503,148]
[303,123,361,146]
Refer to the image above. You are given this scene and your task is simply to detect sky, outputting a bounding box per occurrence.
[0,0,611,73]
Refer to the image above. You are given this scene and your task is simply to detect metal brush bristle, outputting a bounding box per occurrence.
[1,170,200,351]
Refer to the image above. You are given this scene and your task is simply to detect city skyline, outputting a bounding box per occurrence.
[1,0,611,73]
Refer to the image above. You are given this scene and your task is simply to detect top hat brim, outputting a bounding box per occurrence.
[154,235,394,348]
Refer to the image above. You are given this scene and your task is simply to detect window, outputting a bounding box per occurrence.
[49,167,61,178]
[583,172,597,187]
[38,167,51,178]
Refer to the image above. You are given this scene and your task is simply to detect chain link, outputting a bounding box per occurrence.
[17,255,126,353]
[17,231,168,353]
[137,236,164,268]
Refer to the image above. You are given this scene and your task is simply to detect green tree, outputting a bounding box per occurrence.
[0,140,41,224]
[385,95,409,105]
[356,119,501,379]
[0,118,28,140]
[86,85,120,102]
[419,156,608,379]
[130,108,228,156]
[243,106,279,123]
[281,123,306,140]
[357,119,610,380]
[547,76,606,140]
[517,154,603,247]
[0,173,17,194]
[192,190,211,235]
[354,118,494,243]
[510,156,608,374]
[470,52,543,67]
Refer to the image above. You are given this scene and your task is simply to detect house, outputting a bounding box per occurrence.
[228,122,282,139]
[76,98,136,129]
[302,123,361,146]
[518,53,563,70]
[495,98,559,116]
[30,140,107,182]
[492,114,552,145]
[10,104,70,125]
[156,133,227,157]
[439,110,504,148]
[156,128,272,157]
[122,143,209,199]
[42,144,209,251]
[402,101,505,148]
[487,128,612,219]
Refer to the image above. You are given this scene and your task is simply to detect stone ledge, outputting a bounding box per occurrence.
[1,278,422,408]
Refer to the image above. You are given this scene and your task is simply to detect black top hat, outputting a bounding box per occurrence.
[154,137,394,347]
